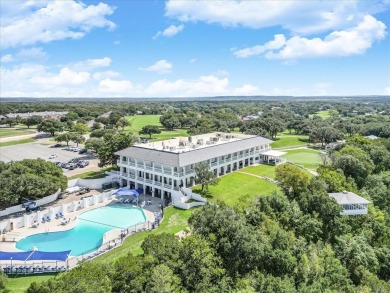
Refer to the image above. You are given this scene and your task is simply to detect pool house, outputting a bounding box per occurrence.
[328,191,371,215]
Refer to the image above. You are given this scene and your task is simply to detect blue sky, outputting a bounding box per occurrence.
[1,0,389,97]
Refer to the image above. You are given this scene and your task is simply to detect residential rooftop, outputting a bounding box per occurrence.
[116,132,272,167]
[135,132,265,154]
[328,191,371,205]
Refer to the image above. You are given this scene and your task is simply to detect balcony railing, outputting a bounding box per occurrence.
[154,168,162,173]
[129,174,135,179]
[129,162,136,167]
[164,184,172,189]
[145,166,153,171]
[145,179,153,184]
[154,181,162,186]
[137,177,144,181]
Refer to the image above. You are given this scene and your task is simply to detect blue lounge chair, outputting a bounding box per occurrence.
[46,216,51,222]
[59,212,64,218]
[41,217,46,223]
[55,213,60,219]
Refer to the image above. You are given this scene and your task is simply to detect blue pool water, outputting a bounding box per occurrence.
[16,206,146,256]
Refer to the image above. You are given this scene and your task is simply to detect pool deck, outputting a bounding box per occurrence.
[0,195,160,253]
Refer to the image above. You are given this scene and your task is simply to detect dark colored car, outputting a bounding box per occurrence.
[61,162,67,168]
[79,148,87,154]
[78,187,90,195]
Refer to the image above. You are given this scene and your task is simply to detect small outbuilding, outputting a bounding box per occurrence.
[328,191,371,215]
[260,150,286,165]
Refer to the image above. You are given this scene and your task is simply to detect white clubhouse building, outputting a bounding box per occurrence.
[116,132,282,201]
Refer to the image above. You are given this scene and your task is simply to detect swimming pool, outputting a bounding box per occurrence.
[16,206,146,256]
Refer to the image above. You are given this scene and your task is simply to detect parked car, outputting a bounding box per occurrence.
[65,163,77,170]
[61,162,67,168]
[77,160,90,168]
[48,154,57,159]
[79,148,87,154]
[77,187,90,195]
[54,162,62,166]
[52,144,62,148]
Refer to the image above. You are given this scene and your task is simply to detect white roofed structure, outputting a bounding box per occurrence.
[261,150,286,165]
[329,191,371,215]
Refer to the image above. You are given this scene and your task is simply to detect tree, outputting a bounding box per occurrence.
[310,127,343,146]
[116,117,130,130]
[146,264,182,293]
[24,115,43,129]
[91,122,102,131]
[333,155,368,188]
[37,119,63,136]
[98,132,136,166]
[0,159,67,208]
[194,162,220,191]
[3,117,16,128]
[275,164,310,199]
[139,125,161,138]
[70,133,86,147]
[54,132,72,146]
[85,137,104,153]
[72,122,89,135]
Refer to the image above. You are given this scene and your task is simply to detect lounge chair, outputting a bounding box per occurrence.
[46,216,51,222]
[119,198,125,203]
[41,217,46,223]
[32,221,39,228]
[55,214,60,219]
[59,212,64,218]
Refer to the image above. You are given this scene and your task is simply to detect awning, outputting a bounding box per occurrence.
[0,250,71,261]
[261,150,286,157]
[113,188,143,197]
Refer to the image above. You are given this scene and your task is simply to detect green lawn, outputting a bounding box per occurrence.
[0,138,36,147]
[124,115,188,141]
[0,128,35,138]
[309,110,331,119]
[95,207,194,263]
[271,134,310,149]
[67,170,108,180]
[6,274,54,293]
[284,149,322,170]
[241,164,276,179]
[194,172,279,206]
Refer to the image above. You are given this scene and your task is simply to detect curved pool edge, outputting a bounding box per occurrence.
[10,205,150,256]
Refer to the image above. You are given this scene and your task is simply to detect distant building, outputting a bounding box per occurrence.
[329,191,371,215]
[116,132,280,200]
[5,111,67,120]
[365,135,379,140]
[0,115,6,121]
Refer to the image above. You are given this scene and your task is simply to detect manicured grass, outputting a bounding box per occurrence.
[309,110,330,119]
[124,115,188,141]
[0,138,36,147]
[95,207,194,263]
[271,134,310,149]
[0,128,35,138]
[241,164,277,179]
[6,274,54,293]
[284,149,322,170]
[194,172,279,206]
[67,170,108,180]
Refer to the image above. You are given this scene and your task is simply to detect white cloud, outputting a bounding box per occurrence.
[166,0,388,35]
[139,59,173,74]
[1,1,115,49]
[69,57,112,71]
[1,54,14,62]
[92,70,121,80]
[189,58,197,63]
[234,15,386,60]
[99,79,133,93]
[233,84,260,95]
[234,34,286,58]
[153,24,184,39]
[145,75,229,96]
[16,47,47,60]
[385,87,390,95]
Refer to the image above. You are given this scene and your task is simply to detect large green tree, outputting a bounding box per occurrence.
[139,125,161,138]
[0,159,67,208]
[275,163,310,199]
[37,119,63,136]
[194,161,220,191]
[98,132,136,166]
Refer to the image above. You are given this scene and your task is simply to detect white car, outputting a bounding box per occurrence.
[49,154,57,159]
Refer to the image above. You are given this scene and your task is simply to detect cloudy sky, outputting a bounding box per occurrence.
[1,0,389,98]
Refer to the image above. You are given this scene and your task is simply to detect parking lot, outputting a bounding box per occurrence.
[0,141,100,176]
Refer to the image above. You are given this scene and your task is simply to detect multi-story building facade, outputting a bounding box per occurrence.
[116,132,274,201]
